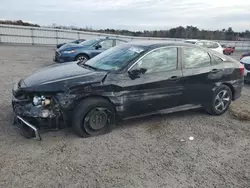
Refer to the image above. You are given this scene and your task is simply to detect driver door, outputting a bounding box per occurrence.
[92,39,114,56]
[121,47,184,117]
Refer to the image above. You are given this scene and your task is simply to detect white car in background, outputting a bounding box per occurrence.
[184,39,224,54]
[240,56,250,82]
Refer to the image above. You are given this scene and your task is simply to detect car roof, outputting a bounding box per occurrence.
[185,39,199,42]
[185,39,219,44]
[125,41,226,57]
[99,37,127,41]
[127,40,203,49]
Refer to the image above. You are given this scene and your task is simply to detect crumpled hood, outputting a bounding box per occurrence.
[22,62,107,92]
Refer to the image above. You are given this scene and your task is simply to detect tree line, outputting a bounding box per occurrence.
[0,20,40,27]
[1,20,249,41]
[96,26,250,41]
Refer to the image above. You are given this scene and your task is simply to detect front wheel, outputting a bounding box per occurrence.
[206,85,232,115]
[72,98,115,138]
[75,54,89,64]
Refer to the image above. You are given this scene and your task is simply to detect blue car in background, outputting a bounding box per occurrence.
[56,39,86,49]
[54,37,128,63]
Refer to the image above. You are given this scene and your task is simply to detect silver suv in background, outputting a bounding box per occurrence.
[184,39,224,54]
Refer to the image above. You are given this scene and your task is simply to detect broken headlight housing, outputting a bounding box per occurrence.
[33,96,51,106]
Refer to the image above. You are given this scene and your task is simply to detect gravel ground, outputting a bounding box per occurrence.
[0,45,250,188]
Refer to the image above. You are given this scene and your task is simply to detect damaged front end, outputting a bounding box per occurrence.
[12,80,75,140]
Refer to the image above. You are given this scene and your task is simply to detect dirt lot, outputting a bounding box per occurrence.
[0,45,250,188]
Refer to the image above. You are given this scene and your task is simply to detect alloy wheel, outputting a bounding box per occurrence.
[77,56,88,63]
[214,90,230,113]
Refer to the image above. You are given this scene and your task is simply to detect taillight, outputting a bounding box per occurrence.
[239,63,244,76]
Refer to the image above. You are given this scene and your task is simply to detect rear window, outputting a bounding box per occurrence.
[197,42,216,49]
[211,54,224,64]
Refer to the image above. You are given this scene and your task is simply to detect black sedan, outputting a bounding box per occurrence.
[12,42,244,140]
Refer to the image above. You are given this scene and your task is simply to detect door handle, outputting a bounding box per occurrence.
[170,76,179,80]
[211,69,221,73]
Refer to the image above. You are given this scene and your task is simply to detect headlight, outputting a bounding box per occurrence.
[33,96,43,106]
[33,96,51,106]
[61,50,76,54]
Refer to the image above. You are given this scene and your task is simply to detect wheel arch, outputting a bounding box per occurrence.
[74,53,90,61]
[75,95,118,115]
[221,83,235,99]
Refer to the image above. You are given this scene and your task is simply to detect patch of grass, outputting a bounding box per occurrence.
[229,103,250,121]
[146,124,162,133]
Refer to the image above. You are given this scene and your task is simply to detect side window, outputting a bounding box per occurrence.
[132,47,177,73]
[211,55,223,64]
[115,40,127,46]
[99,40,113,49]
[183,48,211,68]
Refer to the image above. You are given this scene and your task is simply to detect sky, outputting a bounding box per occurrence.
[0,0,249,31]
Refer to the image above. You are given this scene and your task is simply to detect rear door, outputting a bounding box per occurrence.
[180,47,214,106]
[121,46,184,117]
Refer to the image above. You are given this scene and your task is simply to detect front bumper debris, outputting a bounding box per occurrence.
[12,93,63,140]
[15,115,42,140]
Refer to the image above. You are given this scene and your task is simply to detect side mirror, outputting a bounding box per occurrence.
[95,44,102,49]
[128,68,147,79]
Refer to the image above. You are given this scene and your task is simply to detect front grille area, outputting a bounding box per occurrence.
[55,51,61,61]
[56,51,61,57]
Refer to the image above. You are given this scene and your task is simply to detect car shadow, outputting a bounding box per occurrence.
[115,108,205,130]
[3,104,206,141]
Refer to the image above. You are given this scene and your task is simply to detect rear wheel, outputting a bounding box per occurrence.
[206,85,232,115]
[72,98,115,138]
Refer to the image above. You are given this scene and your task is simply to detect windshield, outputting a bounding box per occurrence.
[79,39,99,46]
[84,44,146,71]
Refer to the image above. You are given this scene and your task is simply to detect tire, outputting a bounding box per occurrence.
[75,54,89,63]
[206,85,232,115]
[72,98,115,138]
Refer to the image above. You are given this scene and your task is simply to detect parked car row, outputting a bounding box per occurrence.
[55,38,249,64]
[221,44,235,55]
[240,56,250,82]
[241,51,250,59]
[54,37,128,63]
[184,40,224,54]
[12,39,244,140]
